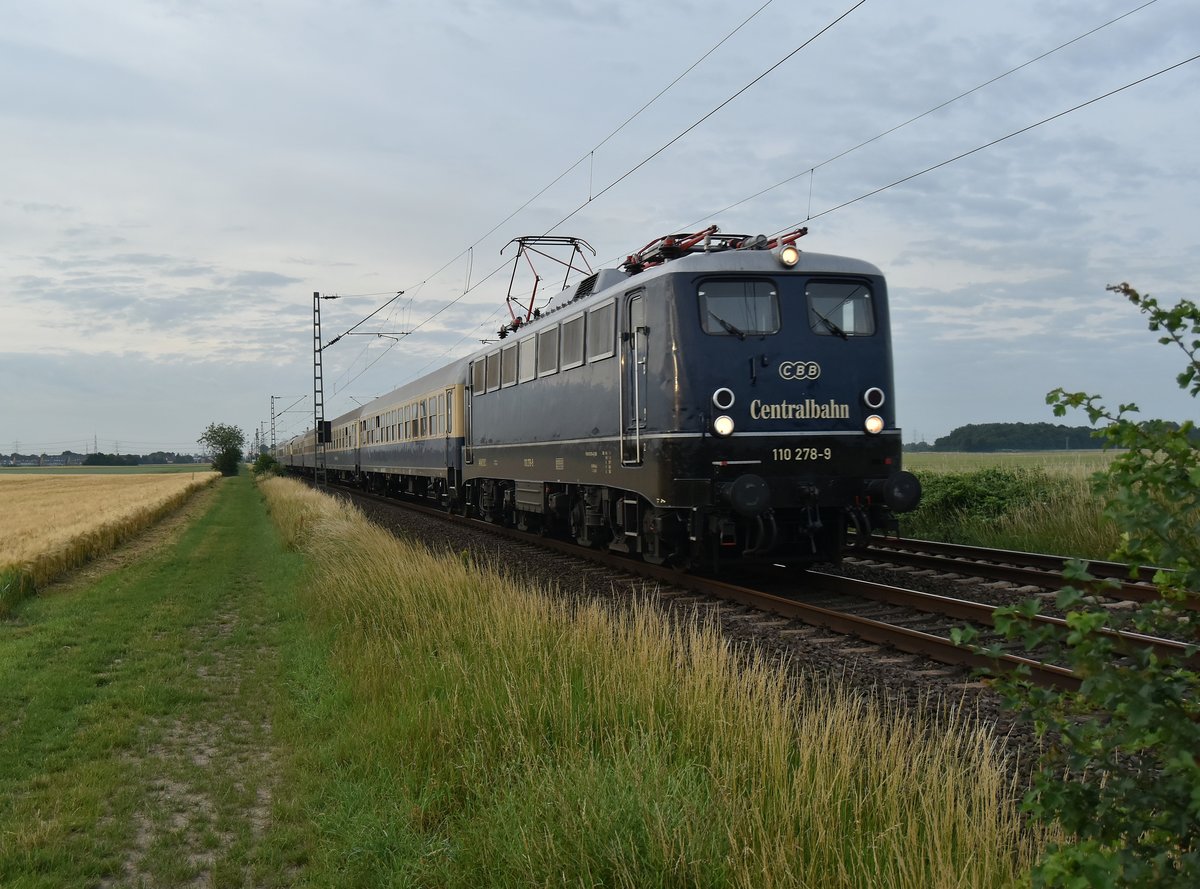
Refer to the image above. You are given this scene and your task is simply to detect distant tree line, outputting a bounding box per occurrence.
[82,451,199,466]
[2,450,200,467]
[908,421,1199,452]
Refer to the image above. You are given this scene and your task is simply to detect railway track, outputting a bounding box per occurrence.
[855,535,1183,607]
[326,484,1190,693]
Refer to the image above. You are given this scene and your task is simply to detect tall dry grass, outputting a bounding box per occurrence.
[263,477,1038,887]
[0,471,219,613]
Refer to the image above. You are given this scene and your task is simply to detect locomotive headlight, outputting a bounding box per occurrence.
[713,415,736,437]
[863,387,886,409]
[864,414,885,435]
[777,244,801,267]
[712,387,736,410]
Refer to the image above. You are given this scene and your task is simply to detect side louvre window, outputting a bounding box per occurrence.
[537,327,559,377]
[587,301,615,361]
[560,314,585,370]
[501,343,518,388]
[485,352,501,392]
[518,335,537,383]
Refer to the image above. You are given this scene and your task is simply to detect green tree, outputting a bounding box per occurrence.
[198,423,246,477]
[251,451,280,476]
[969,283,1200,886]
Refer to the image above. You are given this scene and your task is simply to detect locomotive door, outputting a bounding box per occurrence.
[621,291,647,466]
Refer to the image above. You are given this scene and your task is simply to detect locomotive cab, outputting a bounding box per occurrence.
[617,239,920,566]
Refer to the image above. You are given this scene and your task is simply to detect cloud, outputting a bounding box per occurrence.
[225,270,304,289]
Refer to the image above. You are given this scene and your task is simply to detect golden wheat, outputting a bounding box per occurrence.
[0,472,219,588]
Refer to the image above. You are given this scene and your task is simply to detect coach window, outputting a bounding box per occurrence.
[538,326,559,377]
[699,278,780,337]
[501,342,518,388]
[517,335,536,383]
[561,314,585,370]
[421,400,428,437]
[472,359,486,396]
[445,390,453,434]
[587,300,615,361]
[486,351,501,393]
[807,280,876,337]
[438,394,445,434]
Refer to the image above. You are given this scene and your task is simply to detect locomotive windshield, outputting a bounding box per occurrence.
[698,279,780,338]
[807,280,876,337]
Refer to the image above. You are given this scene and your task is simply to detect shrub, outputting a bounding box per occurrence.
[960,283,1200,886]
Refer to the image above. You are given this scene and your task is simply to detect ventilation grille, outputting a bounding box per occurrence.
[573,273,599,300]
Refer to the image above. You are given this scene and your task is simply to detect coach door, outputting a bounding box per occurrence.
[443,387,455,470]
[621,291,647,466]
[465,362,480,465]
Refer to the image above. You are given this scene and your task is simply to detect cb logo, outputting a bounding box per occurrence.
[778,360,821,380]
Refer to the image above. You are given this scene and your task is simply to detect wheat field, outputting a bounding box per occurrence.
[0,471,219,600]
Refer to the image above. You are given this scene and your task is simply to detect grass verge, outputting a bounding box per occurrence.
[263,477,1038,888]
[0,474,309,888]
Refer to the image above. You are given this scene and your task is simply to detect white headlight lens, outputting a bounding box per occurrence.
[864,414,885,435]
[778,244,800,267]
[713,415,735,437]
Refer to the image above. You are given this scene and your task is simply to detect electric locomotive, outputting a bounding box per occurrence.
[281,225,920,569]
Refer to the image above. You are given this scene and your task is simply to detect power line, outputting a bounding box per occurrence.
[398,50,1198,396]
[397,0,781,293]
[684,0,1162,228]
[541,0,869,236]
[321,5,1190,408]
[333,0,868,402]
[780,51,1200,231]
[320,0,784,391]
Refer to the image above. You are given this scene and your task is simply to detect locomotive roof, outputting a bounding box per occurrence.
[541,248,884,316]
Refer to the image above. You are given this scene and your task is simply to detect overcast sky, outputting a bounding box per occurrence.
[2,0,1197,455]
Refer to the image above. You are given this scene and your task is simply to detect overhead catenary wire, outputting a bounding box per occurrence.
[777,51,1200,233]
[682,0,1162,229]
[323,5,1189,408]
[331,0,868,400]
[321,0,783,379]
[539,0,869,236]
[374,51,1200,402]
[567,0,1171,276]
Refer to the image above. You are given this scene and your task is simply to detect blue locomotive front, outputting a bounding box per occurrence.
[462,230,920,568]
[637,246,920,564]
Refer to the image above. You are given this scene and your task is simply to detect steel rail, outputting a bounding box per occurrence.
[807,571,1196,669]
[860,537,1183,607]
[869,536,1152,580]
